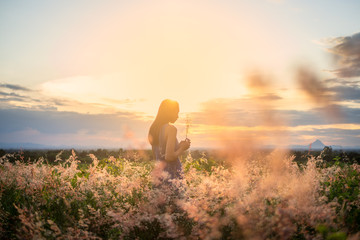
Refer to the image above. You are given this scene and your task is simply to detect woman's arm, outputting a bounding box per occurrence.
[164,125,189,162]
[151,146,156,160]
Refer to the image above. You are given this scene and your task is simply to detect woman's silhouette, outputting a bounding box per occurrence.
[148,99,190,180]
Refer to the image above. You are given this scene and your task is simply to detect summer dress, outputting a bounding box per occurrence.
[153,124,183,179]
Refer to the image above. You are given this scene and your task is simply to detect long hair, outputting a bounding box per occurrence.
[148,99,179,146]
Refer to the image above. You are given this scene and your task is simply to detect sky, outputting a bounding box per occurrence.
[0,0,360,149]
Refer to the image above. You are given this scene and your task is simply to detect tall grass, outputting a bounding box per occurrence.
[0,149,359,239]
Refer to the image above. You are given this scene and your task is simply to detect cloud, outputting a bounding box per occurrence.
[0,108,147,134]
[329,85,360,102]
[38,76,158,114]
[0,91,24,98]
[322,77,360,103]
[325,78,360,87]
[296,67,332,104]
[0,82,45,109]
[0,83,31,91]
[288,128,360,147]
[192,97,286,128]
[327,32,360,78]
[188,97,356,148]
[286,106,360,126]
[0,128,143,149]
[193,98,360,127]
[0,80,153,148]
[295,66,342,119]
[0,81,148,115]
[253,93,282,101]
[0,83,32,104]
[2,96,360,148]
[188,97,360,147]
[0,108,151,148]
[0,97,25,102]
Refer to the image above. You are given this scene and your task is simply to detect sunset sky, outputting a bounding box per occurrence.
[1,0,360,149]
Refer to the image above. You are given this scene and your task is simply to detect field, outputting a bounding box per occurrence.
[0,148,359,239]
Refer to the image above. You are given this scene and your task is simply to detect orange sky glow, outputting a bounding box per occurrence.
[0,0,359,149]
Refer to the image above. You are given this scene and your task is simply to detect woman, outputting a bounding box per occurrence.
[148,99,191,180]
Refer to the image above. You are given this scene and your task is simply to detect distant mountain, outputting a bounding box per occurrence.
[0,142,53,149]
[309,139,325,150]
[289,139,348,151]
[330,145,343,150]
[0,142,122,150]
[0,142,85,150]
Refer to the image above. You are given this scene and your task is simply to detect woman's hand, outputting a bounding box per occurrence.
[178,138,191,151]
[164,125,190,161]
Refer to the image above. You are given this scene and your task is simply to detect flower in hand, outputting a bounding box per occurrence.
[179,138,191,150]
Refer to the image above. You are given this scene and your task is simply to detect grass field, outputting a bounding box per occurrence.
[0,149,359,239]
